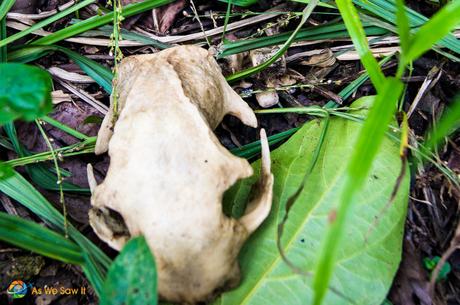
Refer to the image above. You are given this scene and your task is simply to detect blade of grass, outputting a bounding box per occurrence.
[0,0,15,21]
[79,24,171,49]
[31,0,173,46]
[9,45,113,93]
[0,171,111,295]
[0,0,95,48]
[226,0,319,82]
[335,0,385,93]
[5,137,96,167]
[0,17,6,62]
[403,0,460,65]
[218,22,387,57]
[3,122,90,193]
[395,0,410,56]
[234,55,393,159]
[424,96,460,154]
[0,211,84,265]
[42,115,89,140]
[312,77,403,305]
[353,0,460,56]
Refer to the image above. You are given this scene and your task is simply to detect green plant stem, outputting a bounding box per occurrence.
[110,0,123,120]
[0,17,6,62]
[221,0,232,43]
[35,119,68,238]
[42,116,89,140]
[312,78,403,305]
[5,138,96,167]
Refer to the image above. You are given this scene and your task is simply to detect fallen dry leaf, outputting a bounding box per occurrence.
[88,45,273,304]
[154,0,186,33]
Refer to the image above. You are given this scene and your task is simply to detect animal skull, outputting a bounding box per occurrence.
[87,45,273,304]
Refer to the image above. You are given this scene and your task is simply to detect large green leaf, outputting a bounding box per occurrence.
[101,236,157,305]
[217,96,410,305]
[0,63,52,124]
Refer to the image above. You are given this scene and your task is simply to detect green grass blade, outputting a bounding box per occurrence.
[3,122,90,193]
[0,18,6,61]
[424,95,460,153]
[0,211,84,265]
[59,47,113,93]
[395,0,410,56]
[226,0,319,82]
[335,0,385,93]
[218,22,388,57]
[9,45,113,93]
[231,128,299,159]
[353,0,460,56]
[0,171,111,295]
[233,55,394,159]
[0,0,15,21]
[0,0,95,48]
[31,0,173,46]
[42,116,89,140]
[79,24,171,49]
[404,1,460,65]
[312,78,403,305]
[218,0,256,6]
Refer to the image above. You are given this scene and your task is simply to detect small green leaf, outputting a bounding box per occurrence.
[101,236,157,305]
[423,256,452,281]
[0,63,52,124]
[0,162,13,179]
[83,115,104,125]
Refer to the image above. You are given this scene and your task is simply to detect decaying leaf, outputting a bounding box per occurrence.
[87,46,274,304]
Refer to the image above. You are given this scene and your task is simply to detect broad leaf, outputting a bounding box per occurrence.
[217,96,410,305]
[0,63,52,124]
[101,236,158,305]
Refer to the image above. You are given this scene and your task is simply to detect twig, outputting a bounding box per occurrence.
[429,224,460,297]
[35,119,69,238]
[189,0,211,48]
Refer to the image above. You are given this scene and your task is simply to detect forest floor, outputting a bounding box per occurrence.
[0,0,459,305]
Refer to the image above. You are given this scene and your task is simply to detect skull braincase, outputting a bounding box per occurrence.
[87,46,273,304]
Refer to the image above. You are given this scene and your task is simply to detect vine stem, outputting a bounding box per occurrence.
[109,0,124,122]
[35,119,69,238]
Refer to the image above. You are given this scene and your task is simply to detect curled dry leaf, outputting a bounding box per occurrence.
[87,46,274,304]
[300,48,336,67]
[51,90,72,104]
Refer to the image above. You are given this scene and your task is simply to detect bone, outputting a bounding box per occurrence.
[89,45,273,304]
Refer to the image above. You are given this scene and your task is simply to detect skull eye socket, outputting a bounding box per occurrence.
[89,206,130,249]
